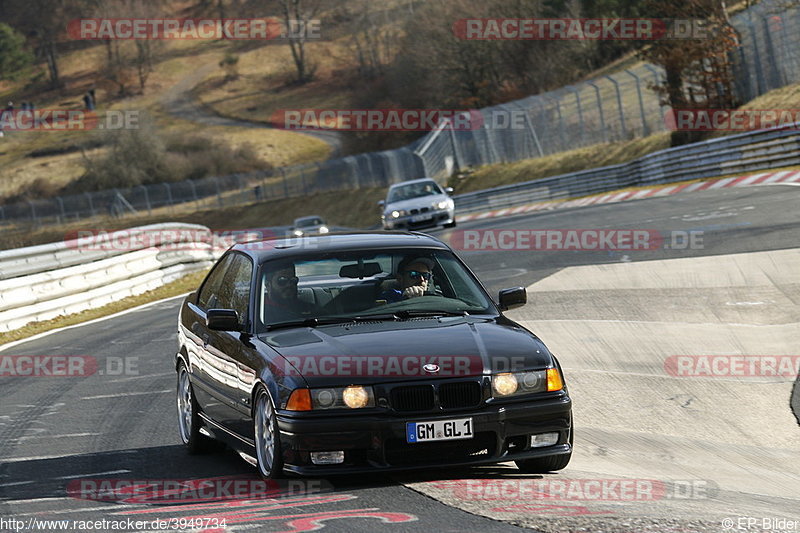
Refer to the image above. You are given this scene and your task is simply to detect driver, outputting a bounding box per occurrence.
[380,256,434,303]
[264,261,314,319]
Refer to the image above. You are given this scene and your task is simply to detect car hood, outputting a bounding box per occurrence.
[385,194,450,213]
[260,316,552,387]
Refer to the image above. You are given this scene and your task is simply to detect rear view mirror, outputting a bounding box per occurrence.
[445,187,454,194]
[207,309,242,331]
[498,287,526,311]
[377,200,385,207]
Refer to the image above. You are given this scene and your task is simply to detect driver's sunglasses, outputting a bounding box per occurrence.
[275,275,299,287]
[404,270,432,281]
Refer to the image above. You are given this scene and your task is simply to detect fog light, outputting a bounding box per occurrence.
[530,432,559,448]
[310,451,345,465]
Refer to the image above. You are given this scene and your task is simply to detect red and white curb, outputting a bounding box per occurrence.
[456,170,800,223]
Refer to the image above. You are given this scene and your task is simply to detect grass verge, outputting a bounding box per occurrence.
[0,269,208,346]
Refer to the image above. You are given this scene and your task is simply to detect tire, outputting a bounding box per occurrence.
[176,361,215,454]
[444,220,457,228]
[253,387,284,479]
[515,423,573,473]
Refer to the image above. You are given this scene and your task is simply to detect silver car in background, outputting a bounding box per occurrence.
[380,178,456,230]
[291,215,330,236]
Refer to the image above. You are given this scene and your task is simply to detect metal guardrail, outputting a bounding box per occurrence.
[452,125,800,215]
[0,223,228,333]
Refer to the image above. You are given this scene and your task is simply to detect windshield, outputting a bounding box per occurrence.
[387,181,443,203]
[256,249,495,331]
[296,217,323,227]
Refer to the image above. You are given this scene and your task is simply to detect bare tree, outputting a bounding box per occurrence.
[276,0,323,83]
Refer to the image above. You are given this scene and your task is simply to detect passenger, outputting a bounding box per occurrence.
[379,256,434,303]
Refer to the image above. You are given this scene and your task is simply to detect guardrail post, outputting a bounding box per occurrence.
[280,168,289,198]
[604,75,627,139]
[625,69,650,136]
[586,81,607,143]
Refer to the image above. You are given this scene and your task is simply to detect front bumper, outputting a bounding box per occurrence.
[383,208,455,230]
[276,394,571,475]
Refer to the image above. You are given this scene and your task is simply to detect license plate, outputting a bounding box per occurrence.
[411,214,433,222]
[406,418,473,443]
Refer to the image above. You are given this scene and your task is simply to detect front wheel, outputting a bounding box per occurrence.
[254,388,284,479]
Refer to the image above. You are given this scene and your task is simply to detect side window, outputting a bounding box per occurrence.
[224,254,253,327]
[197,254,234,310]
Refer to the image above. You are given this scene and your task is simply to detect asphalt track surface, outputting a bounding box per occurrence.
[1,183,798,532]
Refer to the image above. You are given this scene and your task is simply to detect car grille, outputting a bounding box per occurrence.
[389,381,483,411]
[385,432,496,466]
[391,385,435,411]
[439,381,482,409]
[408,207,430,215]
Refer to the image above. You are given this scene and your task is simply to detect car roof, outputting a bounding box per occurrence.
[388,178,438,189]
[231,231,450,262]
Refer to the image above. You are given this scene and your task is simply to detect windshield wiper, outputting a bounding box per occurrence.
[395,310,469,318]
[265,317,353,331]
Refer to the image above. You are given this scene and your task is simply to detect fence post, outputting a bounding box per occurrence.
[188,180,198,204]
[625,69,650,136]
[518,102,543,157]
[448,118,463,172]
[84,192,95,217]
[586,81,607,143]
[604,75,627,139]
[163,183,174,213]
[28,200,38,226]
[56,196,66,223]
[566,86,586,145]
[215,178,223,208]
[545,94,567,152]
[643,64,667,126]
[138,185,152,215]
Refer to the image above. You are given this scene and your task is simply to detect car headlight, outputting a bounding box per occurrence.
[318,226,329,234]
[293,229,303,237]
[391,210,405,218]
[437,200,450,209]
[492,369,560,398]
[307,386,376,410]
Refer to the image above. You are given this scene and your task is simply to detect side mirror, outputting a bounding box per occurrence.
[207,309,242,331]
[445,187,454,194]
[377,200,385,207]
[498,287,526,311]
